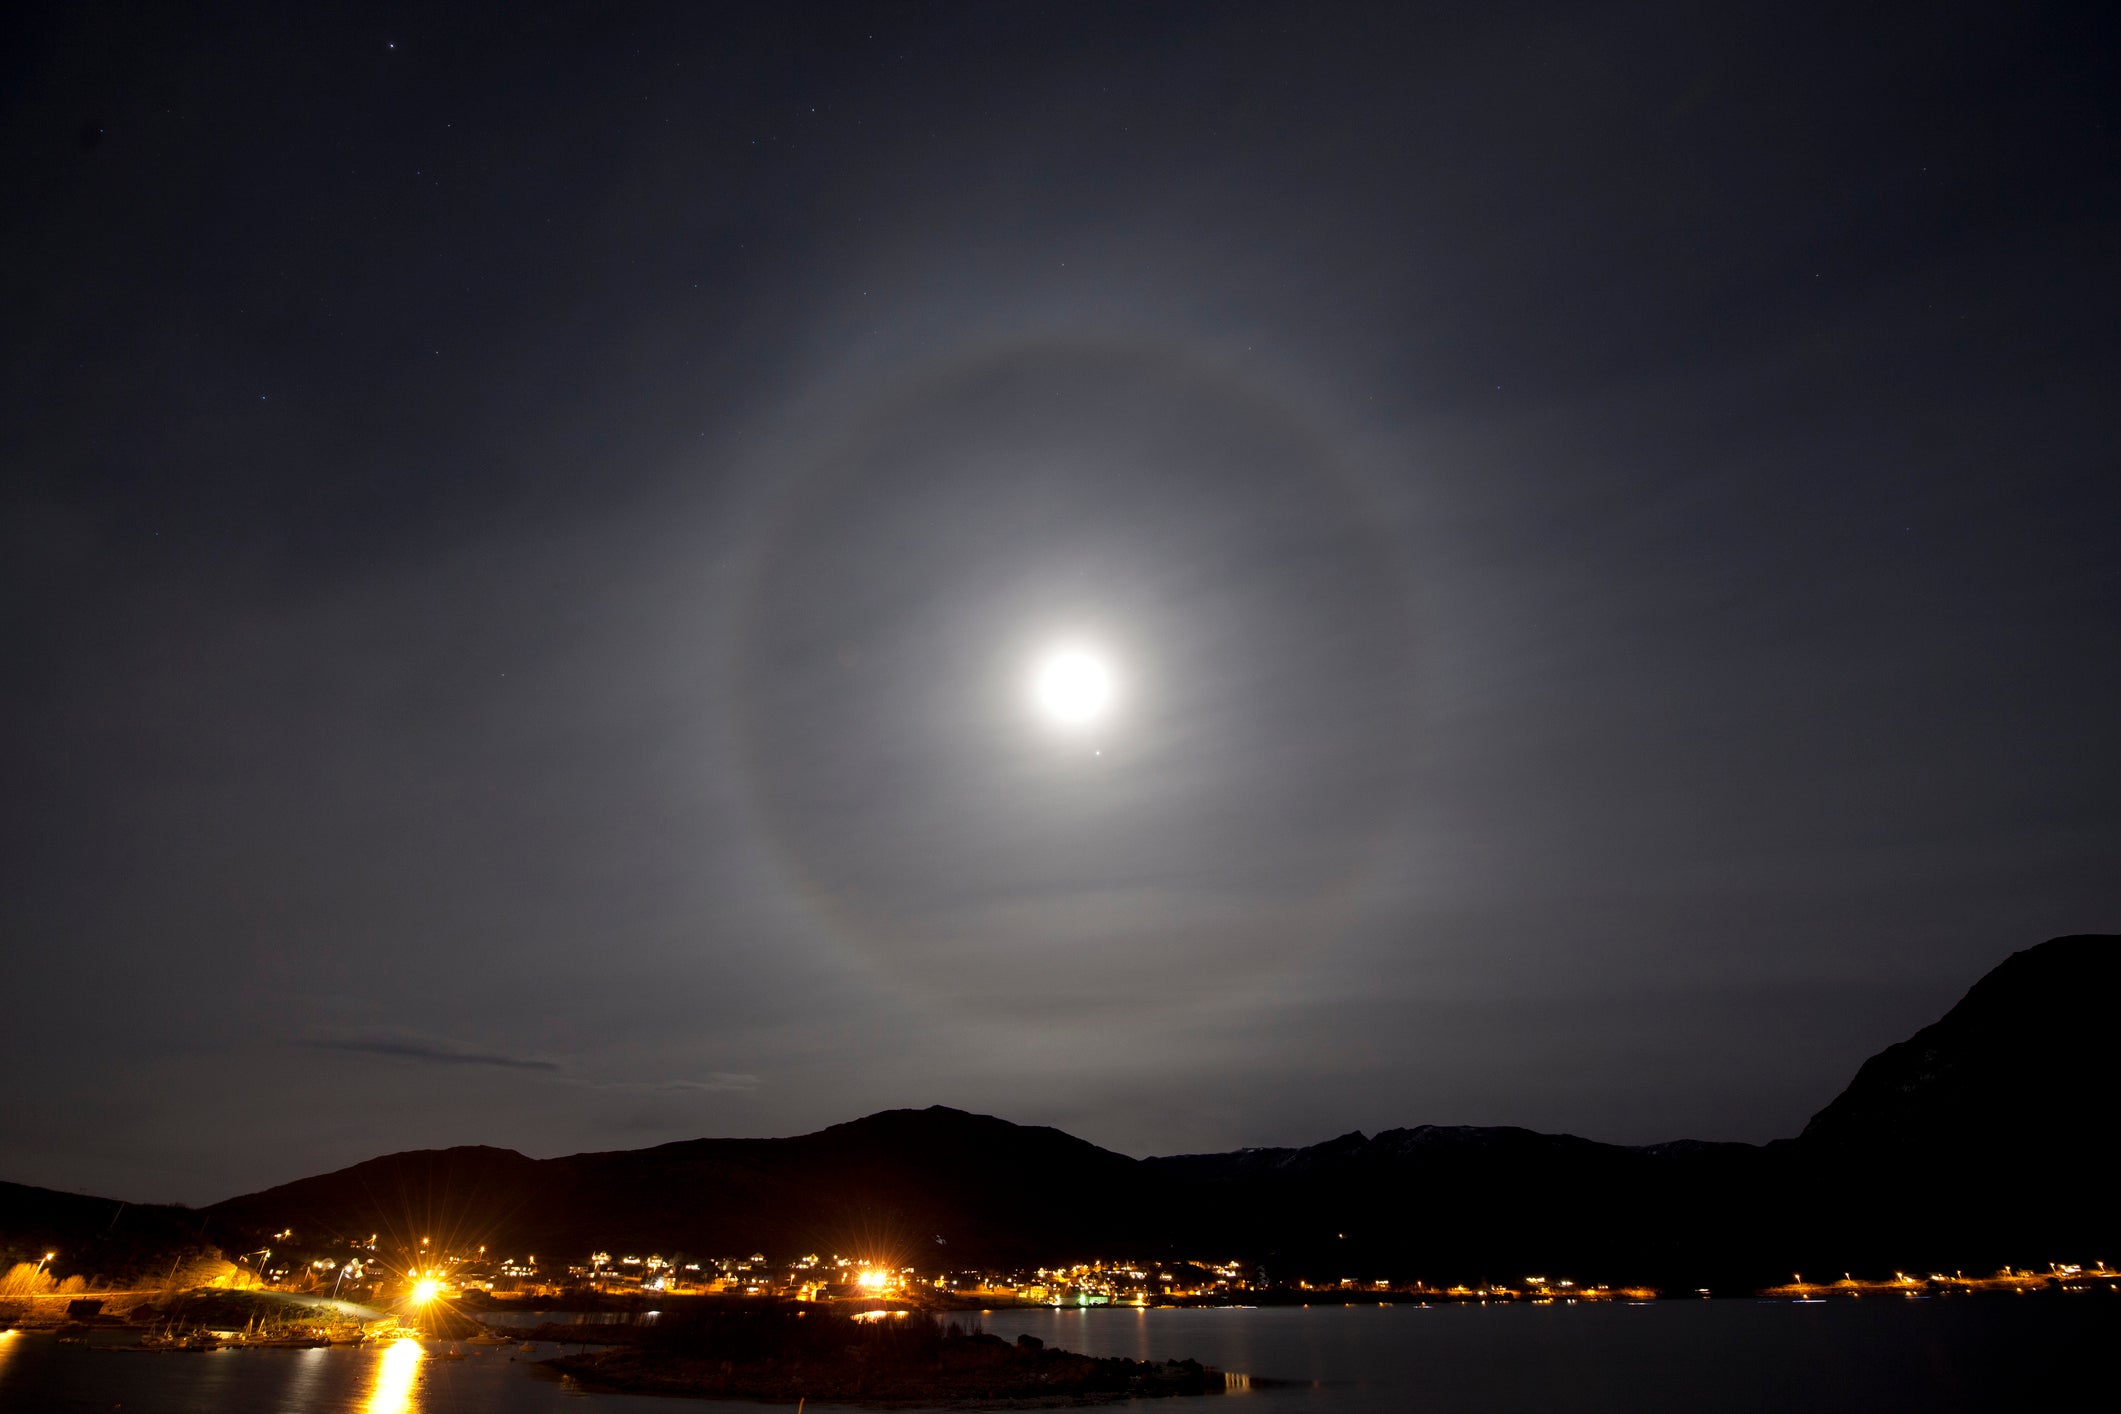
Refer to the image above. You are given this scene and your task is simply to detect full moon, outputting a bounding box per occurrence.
[1030,646,1116,729]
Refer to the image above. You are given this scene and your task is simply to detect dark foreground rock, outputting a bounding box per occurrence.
[541,1309,1222,1405]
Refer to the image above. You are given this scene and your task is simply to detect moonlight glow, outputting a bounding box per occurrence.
[1030,646,1117,729]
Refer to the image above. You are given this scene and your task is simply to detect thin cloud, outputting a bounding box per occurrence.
[307,1030,561,1072]
[579,1073,762,1094]
[304,1029,759,1093]
[656,1073,760,1093]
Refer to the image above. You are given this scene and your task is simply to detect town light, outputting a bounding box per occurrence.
[411,1277,442,1304]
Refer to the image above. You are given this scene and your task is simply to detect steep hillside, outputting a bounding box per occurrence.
[1786,933,2119,1269]
[1799,934,2118,1153]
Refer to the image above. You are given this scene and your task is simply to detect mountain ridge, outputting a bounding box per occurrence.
[6,935,2113,1288]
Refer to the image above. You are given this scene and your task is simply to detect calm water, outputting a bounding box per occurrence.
[0,1300,2107,1412]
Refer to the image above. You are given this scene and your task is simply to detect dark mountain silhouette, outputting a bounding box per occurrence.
[1141,934,2118,1284]
[0,1182,220,1287]
[7,936,2113,1290]
[1799,934,2118,1153]
[1785,933,2120,1271]
[203,1107,1146,1271]
[1142,1123,1780,1287]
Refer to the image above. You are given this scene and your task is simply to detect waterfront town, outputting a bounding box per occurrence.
[134,1238,1670,1306]
[255,1241,2119,1308]
[9,1233,2116,1331]
[4,1230,2116,1382]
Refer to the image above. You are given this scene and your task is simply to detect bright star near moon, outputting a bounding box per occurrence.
[1030,645,1116,730]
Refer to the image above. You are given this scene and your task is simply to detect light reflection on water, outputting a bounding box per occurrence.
[364,1336,423,1413]
[0,1304,2110,1413]
[281,1344,330,1410]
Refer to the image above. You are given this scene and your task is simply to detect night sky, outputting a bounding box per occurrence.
[5,2,2118,1206]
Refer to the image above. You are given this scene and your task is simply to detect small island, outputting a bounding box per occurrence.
[541,1304,1225,1405]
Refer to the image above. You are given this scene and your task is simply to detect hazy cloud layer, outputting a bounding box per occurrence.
[1,2,2115,1203]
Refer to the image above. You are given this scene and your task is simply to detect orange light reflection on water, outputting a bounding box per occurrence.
[364,1336,424,1414]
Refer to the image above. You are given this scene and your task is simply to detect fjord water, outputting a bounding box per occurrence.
[984,1301,2107,1409]
[0,1302,2106,1412]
